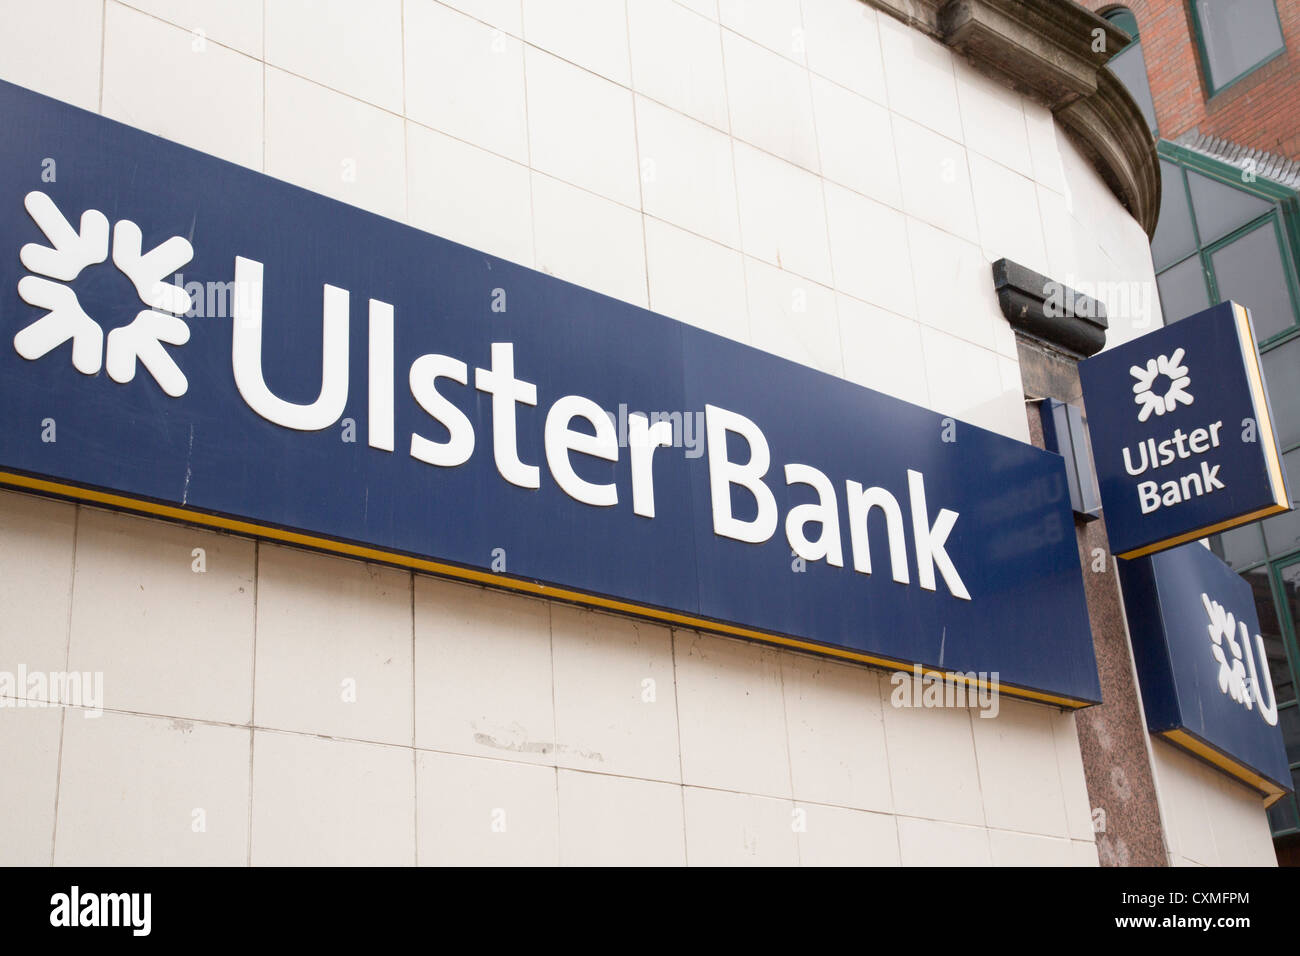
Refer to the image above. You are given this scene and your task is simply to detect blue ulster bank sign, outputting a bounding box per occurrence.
[1079,301,1290,559]
[0,80,1100,706]
[1120,542,1291,801]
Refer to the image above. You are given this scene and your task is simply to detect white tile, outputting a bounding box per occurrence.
[522,0,630,84]
[892,115,979,243]
[414,577,556,764]
[68,509,255,725]
[997,356,1030,442]
[0,706,61,865]
[896,816,991,866]
[810,76,901,209]
[254,544,413,746]
[782,655,892,813]
[56,711,250,865]
[406,120,533,266]
[1022,99,1065,194]
[718,0,804,63]
[797,804,900,866]
[906,218,1001,351]
[824,182,915,318]
[989,829,1074,866]
[744,256,842,376]
[881,695,984,826]
[418,750,558,865]
[532,171,648,307]
[558,770,686,866]
[674,631,791,798]
[969,153,1049,275]
[251,730,414,865]
[119,0,263,58]
[636,97,740,247]
[969,698,1070,837]
[438,0,523,35]
[1051,710,1096,842]
[877,13,961,141]
[266,0,402,111]
[732,142,831,285]
[550,605,680,782]
[526,47,640,207]
[684,786,797,865]
[722,30,820,173]
[1071,839,1100,866]
[953,58,1030,176]
[644,217,750,342]
[677,0,718,18]
[837,295,929,407]
[800,0,886,103]
[0,0,103,111]
[0,491,76,691]
[103,3,263,171]
[1204,776,1274,867]
[404,0,529,163]
[920,327,1020,437]
[264,67,406,220]
[628,0,729,130]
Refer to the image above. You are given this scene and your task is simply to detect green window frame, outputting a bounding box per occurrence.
[1189,0,1287,96]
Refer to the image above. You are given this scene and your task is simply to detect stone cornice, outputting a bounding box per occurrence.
[864,0,1161,237]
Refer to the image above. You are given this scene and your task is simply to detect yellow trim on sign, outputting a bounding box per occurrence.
[1116,503,1291,559]
[1233,302,1291,511]
[0,470,1096,709]
[1162,729,1288,807]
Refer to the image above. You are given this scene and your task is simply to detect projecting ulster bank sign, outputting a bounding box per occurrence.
[0,80,1100,706]
[1079,302,1291,559]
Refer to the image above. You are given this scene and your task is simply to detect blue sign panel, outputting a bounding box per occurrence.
[1079,301,1290,559]
[1120,542,1291,801]
[0,80,1100,706]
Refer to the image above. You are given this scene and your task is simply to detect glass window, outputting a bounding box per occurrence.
[1156,255,1211,323]
[1263,451,1300,554]
[1186,169,1273,245]
[1104,8,1158,133]
[1270,789,1300,834]
[1212,522,1267,569]
[1151,161,1198,269]
[1209,221,1297,342]
[1195,0,1286,91]
[1261,338,1300,449]
[1247,565,1293,707]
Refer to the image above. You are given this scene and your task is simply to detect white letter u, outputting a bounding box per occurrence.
[231,256,348,430]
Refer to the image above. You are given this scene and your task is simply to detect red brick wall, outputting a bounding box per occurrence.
[1081,0,1300,159]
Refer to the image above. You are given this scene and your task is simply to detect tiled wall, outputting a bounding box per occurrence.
[0,0,1182,865]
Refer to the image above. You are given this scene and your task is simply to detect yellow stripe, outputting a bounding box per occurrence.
[1233,302,1290,511]
[0,470,1096,709]
[1117,503,1290,559]
[1162,728,1288,806]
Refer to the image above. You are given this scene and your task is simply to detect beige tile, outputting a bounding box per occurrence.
[264,67,406,220]
[558,770,685,865]
[68,508,255,725]
[437,0,523,35]
[644,217,750,342]
[417,750,558,865]
[414,577,556,764]
[0,491,76,693]
[1022,99,1066,194]
[674,631,791,798]
[1071,839,1100,867]
[522,0,630,84]
[800,0,886,103]
[896,816,991,866]
[969,153,1049,276]
[970,698,1070,837]
[1050,710,1097,842]
[744,256,841,376]
[719,0,804,63]
[118,0,263,58]
[683,786,797,865]
[906,218,1001,352]
[810,76,901,209]
[404,0,529,163]
[733,142,831,285]
[881,694,984,826]
[1204,770,1276,866]
[0,0,103,111]
[988,828,1074,866]
[877,14,961,140]
[796,804,899,866]
[892,115,979,244]
[837,295,930,408]
[953,58,1030,176]
[550,605,680,782]
[103,2,263,171]
[55,710,250,865]
[254,544,413,745]
[266,0,402,111]
[824,182,915,318]
[722,30,819,173]
[628,0,728,130]
[783,654,892,813]
[251,729,414,865]
[0,705,62,865]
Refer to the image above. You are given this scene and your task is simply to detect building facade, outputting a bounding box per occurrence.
[0,0,1284,865]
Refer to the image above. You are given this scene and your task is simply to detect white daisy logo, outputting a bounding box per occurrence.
[1130,347,1192,423]
[13,191,194,397]
[1201,592,1279,726]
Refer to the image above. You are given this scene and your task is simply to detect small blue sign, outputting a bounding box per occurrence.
[1120,542,1291,801]
[1079,302,1290,559]
[0,80,1101,706]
